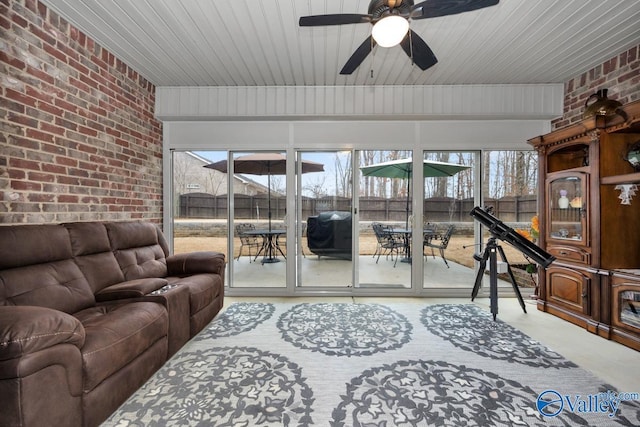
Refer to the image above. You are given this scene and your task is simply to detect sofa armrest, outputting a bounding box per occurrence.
[94,278,169,302]
[167,251,225,276]
[0,306,85,361]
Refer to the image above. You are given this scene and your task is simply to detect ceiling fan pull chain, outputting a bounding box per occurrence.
[409,30,414,67]
[370,33,375,78]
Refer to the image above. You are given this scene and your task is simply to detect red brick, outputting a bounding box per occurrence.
[8,112,38,128]
[618,69,640,84]
[57,176,80,185]
[28,23,57,46]
[10,157,40,170]
[42,163,66,174]
[28,171,55,182]
[0,14,10,30]
[53,98,79,113]
[78,160,98,171]
[58,195,79,203]
[603,57,618,74]
[8,169,26,180]
[76,143,97,154]
[42,41,67,63]
[77,125,97,137]
[29,193,55,202]
[12,12,28,28]
[40,122,65,136]
[56,156,77,167]
[26,128,54,142]
[12,180,41,191]
[5,88,37,108]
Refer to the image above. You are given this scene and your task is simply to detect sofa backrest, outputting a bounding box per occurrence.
[0,224,95,313]
[64,222,126,293]
[105,221,169,280]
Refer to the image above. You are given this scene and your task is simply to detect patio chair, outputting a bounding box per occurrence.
[372,223,404,267]
[235,223,262,262]
[424,224,455,268]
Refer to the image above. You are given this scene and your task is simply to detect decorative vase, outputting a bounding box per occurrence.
[558,190,569,209]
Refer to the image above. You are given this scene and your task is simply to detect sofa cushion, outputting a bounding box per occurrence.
[73,301,168,392]
[105,222,168,280]
[0,224,71,270]
[0,262,96,314]
[0,224,95,313]
[64,222,125,293]
[0,306,85,361]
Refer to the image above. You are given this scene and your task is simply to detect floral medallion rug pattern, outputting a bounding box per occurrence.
[104,303,640,426]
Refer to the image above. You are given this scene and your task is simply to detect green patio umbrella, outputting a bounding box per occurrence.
[360,158,470,229]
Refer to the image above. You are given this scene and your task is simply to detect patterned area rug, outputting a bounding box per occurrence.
[103,303,640,426]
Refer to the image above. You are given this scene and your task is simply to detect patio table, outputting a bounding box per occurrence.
[390,228,439,264]
[241,229,286,264]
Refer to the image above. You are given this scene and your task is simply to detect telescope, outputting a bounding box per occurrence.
[470,206,555,320]
[470,206,555,268]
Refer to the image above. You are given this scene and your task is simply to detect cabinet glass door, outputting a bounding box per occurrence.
[547,173,587,244]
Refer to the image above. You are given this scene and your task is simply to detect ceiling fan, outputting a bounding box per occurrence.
[299,0,499,75]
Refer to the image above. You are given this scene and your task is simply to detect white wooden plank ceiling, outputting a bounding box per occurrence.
[40,0,640,87]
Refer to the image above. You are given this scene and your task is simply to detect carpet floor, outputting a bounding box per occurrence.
[103,303,640,426]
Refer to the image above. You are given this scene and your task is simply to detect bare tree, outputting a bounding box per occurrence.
[303,175,328,198]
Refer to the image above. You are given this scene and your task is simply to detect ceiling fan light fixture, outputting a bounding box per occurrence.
[371,15,409,47]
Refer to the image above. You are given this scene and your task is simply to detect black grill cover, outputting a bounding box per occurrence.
[306,211,352,260]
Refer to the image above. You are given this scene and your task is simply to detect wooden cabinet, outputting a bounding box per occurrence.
[546,265,591,315]
[529,99,640,351]
[610,272,640,351]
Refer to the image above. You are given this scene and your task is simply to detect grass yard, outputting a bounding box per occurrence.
[174,234,531,269]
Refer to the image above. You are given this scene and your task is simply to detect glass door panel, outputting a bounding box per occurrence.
[478,150,539,295]
[230,151,287,288]
[171,150,229,283]
[422,151,476,289]
[358,150,412,288]
[547,173,587,244]
[297,151,353,288]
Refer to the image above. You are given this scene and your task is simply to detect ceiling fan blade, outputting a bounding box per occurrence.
[299,14,371,26]
[400,30,438,70]
[411,0,499,20]
[340,36,376,75]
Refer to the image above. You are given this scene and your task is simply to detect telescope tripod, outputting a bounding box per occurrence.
[471,237,527,320]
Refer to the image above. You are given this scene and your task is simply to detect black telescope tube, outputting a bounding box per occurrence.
[470,206,556,268]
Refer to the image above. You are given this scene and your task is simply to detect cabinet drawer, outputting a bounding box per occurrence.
[548,245,590,264]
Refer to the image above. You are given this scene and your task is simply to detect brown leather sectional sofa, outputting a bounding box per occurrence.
[0,221,225,426]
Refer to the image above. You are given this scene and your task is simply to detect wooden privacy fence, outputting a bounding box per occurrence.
[179,193,537,222]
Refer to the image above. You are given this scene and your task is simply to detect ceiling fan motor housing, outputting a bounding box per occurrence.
[369,0,414,20]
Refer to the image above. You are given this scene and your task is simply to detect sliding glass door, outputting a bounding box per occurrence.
[422,151,478,290]
[358,150,413,289]
[297,151,353,288]
[229,151,287,289]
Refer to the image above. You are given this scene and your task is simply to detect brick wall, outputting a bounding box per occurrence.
[0,0,163,224]
[553,44,640,129]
